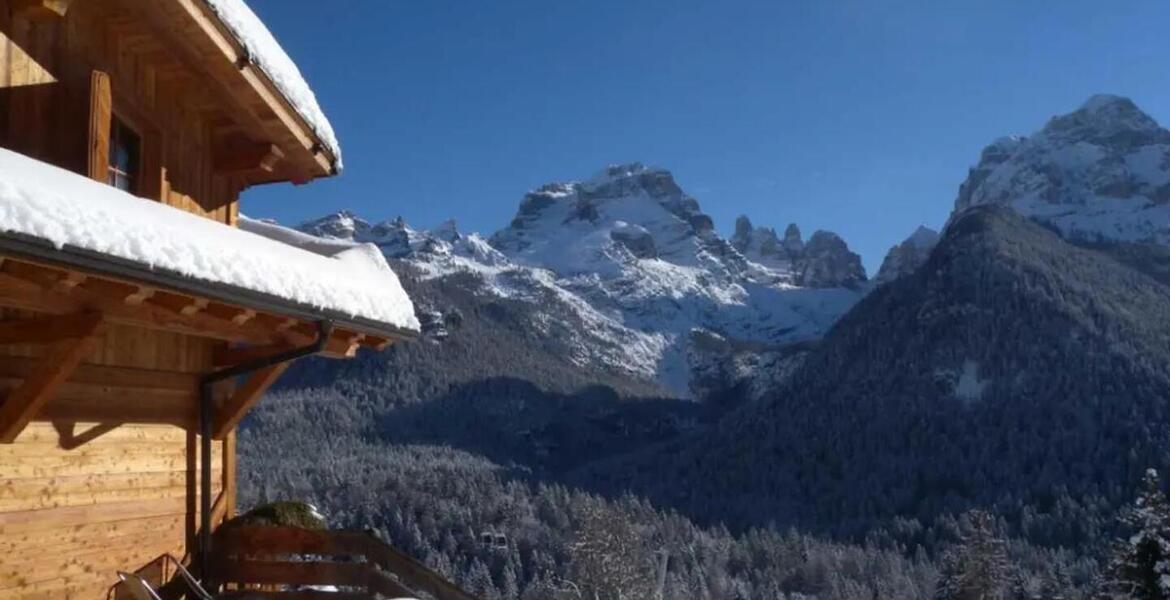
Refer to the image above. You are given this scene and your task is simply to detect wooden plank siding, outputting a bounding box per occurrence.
[0,314,234,599]
[0,0,243,224]
[0,1,361,597]
[0,273,234,597]
[0,6,245,593]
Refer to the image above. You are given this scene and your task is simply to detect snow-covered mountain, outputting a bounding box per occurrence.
[293,163,867,396]
[872,94,1170,289]
[952,94,1170,245]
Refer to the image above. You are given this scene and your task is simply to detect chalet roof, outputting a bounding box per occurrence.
[0,148,418,337]
[202,0,343,171]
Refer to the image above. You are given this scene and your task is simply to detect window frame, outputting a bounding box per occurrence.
[106,114,142,195]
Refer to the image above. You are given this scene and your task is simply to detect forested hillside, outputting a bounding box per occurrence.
[582,207,1170,549]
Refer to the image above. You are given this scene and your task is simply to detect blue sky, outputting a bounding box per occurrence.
[242,0,1170,274]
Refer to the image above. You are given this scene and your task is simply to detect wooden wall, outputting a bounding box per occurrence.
[0,312,235,599]
[0,0,241,225]
[0,2,293,596]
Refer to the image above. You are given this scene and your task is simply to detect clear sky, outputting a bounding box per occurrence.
[241,0,1170,275]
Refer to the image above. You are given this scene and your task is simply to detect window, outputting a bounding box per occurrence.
[107,116,141,194]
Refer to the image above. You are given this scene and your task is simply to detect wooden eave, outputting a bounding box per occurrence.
[114,0,338,183]
[0,247,408,358]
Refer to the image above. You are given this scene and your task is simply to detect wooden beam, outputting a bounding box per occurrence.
[214,141,284,174]
[53,271,87,292]
[87,70,112,182]
[124,0,333,179]
[367,569,418,599]
[0,314,103,443]
[0,269,306,347]
[214,559,370,588]
[148,292,208,316]
[205,304,257,326]
[212,343,295,368]
[10,0,72,20]
[0,312,103,345]
[123,285,156,306]
[212,362,290,439]
[321,332,364,359]
[366,337,393,351]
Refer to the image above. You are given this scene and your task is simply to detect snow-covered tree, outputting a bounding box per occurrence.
[934,510,1021,600]
[1101,469,1170,599]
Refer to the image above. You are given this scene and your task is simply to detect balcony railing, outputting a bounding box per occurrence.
[213,526,480,600]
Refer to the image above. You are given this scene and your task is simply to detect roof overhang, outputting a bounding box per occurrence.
[0,231,415,356]
[123,0,340,183]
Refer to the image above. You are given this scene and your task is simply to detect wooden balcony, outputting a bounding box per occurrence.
[213,526,480,600]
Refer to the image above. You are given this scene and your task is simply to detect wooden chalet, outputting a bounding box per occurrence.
[0,1,476,598]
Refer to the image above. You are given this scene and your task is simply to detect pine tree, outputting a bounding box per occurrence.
[935,510,1021,600]
[1101,469,1170,600]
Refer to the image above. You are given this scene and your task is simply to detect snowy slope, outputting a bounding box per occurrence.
[295,164,867,396]
[953,95,1170,245]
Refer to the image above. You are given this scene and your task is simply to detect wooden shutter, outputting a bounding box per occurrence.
[86,70,110,182]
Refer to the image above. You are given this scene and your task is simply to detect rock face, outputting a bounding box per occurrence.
[874,225,940,286]
[297,163,867,396]
[731,215,865,289]
[797,230,867,289]
[952,95,1170,245]
[491,162,749,278]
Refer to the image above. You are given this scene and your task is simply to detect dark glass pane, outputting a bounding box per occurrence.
[107,117,141,194]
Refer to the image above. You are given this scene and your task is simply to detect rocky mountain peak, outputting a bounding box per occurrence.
[433,219,461,242]
[490,163,731,273]
[732,215,755,244]
[1041,95,1166,147]
[298,210,371,241]
[583,163,683,199]
[874,225,940,286]
[783,223,804,254]
[798,230,867,289]
[953,94,1170,246]
[730,215,863,288]
[731,216,780,257]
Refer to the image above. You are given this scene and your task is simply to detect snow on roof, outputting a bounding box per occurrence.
[203,0,343,171]
[0,148,417,333]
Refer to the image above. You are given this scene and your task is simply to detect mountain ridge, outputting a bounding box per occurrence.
[290,163,868,396]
